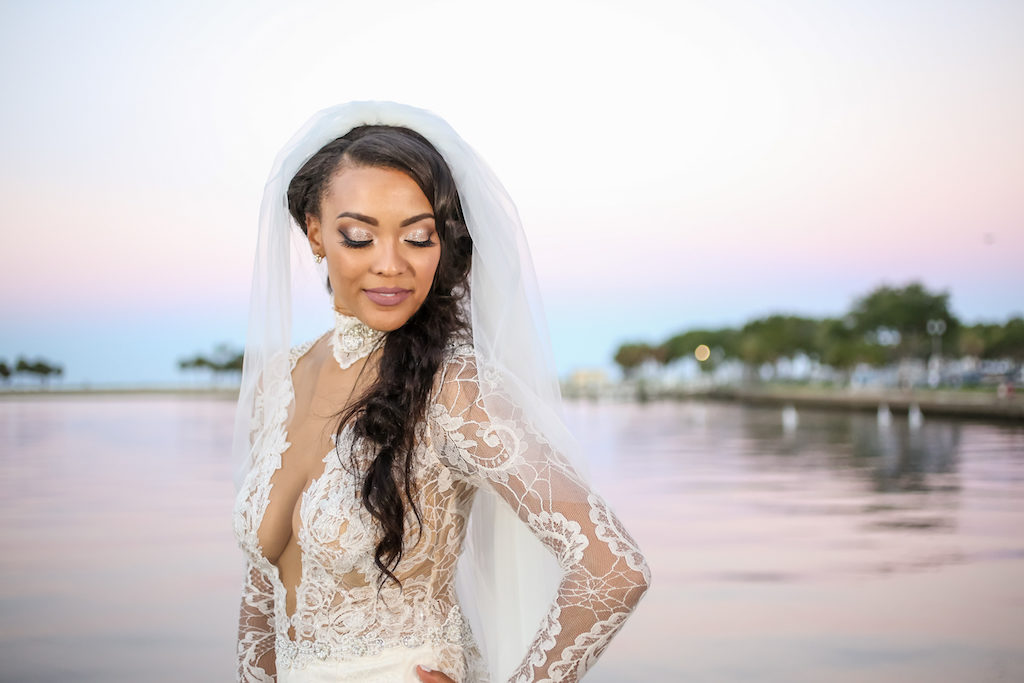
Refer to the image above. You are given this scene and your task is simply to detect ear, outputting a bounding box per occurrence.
[306,213,323,254]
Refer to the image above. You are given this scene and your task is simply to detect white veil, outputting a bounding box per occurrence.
[230,101,589,680]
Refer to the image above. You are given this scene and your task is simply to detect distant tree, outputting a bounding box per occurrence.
[178,343,244,382]
[178,355,210,374]
[0,359,10,383]
[664,329,727,361]
[738,315,820,365]
[815,317,888,377]
[650,343,669,366]
[222,348,244,373]
[848,282,960,360]
[14,356,63,385]
[46,363,64,383]
[985,317,1024,362]
[663,328,740,373]
[609,282,1016,385]
[662,333,696,366]
[957,325,990,358]
[613,343,656,379]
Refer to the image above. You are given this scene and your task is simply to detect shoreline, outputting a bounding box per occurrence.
[0,386,240,400]
[3,384,1022,422]
[683,386,1024,422]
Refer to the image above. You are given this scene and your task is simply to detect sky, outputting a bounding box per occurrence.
[1,0,1022,385]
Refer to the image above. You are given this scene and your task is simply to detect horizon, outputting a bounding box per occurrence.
[3,278,1019,386]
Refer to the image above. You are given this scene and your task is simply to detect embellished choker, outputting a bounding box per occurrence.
[328,310,385,370]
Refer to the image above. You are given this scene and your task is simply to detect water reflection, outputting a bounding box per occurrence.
[563,399,1024,682]
[731,402,962,491]
[0,397,240,683]
[0,397,1022,682]
[849,415,960,493]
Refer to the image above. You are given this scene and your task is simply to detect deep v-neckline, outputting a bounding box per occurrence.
[251,331,364,621]
[263,424,354,632]
[287,419,360,521]
[274,421,355,552]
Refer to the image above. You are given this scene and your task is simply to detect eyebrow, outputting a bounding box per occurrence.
[336,212,435,227]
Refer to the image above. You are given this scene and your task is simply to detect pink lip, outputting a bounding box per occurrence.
[364,287,412,306]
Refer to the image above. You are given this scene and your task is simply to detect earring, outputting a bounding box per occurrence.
[314,252,324,264]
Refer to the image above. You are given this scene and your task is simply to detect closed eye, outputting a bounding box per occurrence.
[406,238,437,247]
[340,235,372,249]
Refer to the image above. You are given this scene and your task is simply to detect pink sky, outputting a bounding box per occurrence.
[1,0,1021,383]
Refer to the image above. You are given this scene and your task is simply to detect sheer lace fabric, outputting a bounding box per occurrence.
[234,337,650,682]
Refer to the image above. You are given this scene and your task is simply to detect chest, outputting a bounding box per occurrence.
[236,413,471,573]
[263,404,330,535]
[257,408,370,564]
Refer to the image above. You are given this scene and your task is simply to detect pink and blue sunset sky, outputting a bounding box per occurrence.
[1,0,1021,384]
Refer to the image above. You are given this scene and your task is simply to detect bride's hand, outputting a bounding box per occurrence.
[416,664,455,682]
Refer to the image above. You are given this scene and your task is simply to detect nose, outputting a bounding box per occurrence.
[371,238,409,277]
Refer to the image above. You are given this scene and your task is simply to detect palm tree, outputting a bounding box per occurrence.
[14,356,64,385]
[178,344,245,384]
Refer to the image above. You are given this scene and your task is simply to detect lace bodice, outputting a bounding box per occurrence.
[233,334,650,682]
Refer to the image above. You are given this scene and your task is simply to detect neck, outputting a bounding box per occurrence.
[328,310,385,370]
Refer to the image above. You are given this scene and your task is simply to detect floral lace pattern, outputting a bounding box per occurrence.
[234,336,650,682]
[329,310,385,369]
[275,603,473,670]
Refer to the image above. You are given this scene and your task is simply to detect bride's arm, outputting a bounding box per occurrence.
[428,352,651,682]
[237,560,277,682]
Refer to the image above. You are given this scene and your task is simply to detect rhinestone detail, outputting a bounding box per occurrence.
[328,310,385,370]
[276,605,470,670]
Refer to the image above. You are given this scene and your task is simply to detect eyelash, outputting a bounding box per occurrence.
[339,235,436,249]
[340,236,372,249]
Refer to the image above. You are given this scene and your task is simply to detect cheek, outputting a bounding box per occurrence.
[329,252,365,285]
[414,250,442,286]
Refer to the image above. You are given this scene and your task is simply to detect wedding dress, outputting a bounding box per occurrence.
[233,312,651,682]
[232,100,651,682]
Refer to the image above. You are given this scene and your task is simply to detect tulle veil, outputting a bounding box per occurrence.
[231,101,590,681]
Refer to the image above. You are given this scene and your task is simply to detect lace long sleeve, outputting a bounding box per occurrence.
[237,560,277,682]
[428,352,651,682]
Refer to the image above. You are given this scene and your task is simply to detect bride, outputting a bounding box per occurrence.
[232,101,651,682]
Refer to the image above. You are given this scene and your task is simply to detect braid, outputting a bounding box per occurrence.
[286,125,473,593]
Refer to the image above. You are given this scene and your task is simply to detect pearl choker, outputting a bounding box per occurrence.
[329,310,385,370]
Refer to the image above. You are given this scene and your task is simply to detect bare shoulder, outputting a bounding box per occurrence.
[290,330,330,374]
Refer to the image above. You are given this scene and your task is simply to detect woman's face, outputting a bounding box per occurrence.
[306,165,441,332]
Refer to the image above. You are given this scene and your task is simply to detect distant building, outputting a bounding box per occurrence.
[563,368,615,399]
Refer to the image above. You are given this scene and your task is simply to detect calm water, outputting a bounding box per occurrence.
[0,396,1022,682]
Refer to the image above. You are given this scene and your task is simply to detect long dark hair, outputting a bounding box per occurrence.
[286,125,473,590]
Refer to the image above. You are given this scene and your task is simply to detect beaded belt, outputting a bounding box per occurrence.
[276,604,472,669]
